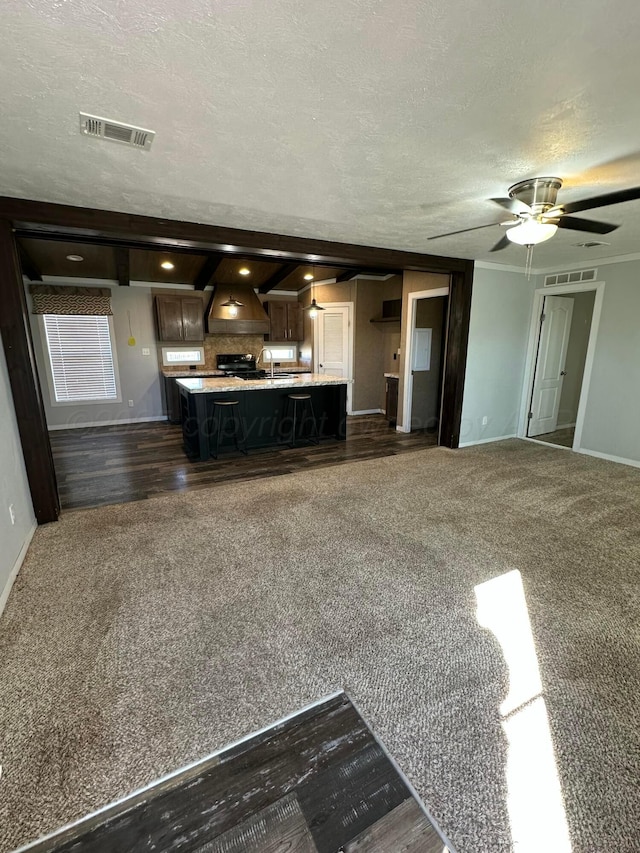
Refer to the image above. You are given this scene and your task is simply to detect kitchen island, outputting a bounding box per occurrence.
[176,374,350,461]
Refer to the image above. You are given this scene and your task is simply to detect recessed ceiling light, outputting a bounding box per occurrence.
[303,273,314,280]
[66,254,84,262]
[161,260,175,270]
[239,267,250,275]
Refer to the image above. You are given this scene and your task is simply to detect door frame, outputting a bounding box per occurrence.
[518,280,605,451]
[313,301,354,414]
[399,286,450,437]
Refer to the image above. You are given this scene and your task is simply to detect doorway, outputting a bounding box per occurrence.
[521,282,604,451]
[400,287,450,439]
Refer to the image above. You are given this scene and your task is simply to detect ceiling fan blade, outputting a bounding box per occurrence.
[556,186,640,215]
[427,223,501,240]
[490,197,532,214]
[489,234,511,252]
[556,215,619,234]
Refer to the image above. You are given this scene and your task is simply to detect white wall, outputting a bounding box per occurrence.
[576,259,640,463]
[460,265,536,445]
[27,283,164,428]
[0,344,36,615]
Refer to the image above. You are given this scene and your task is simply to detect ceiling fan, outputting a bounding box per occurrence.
[427,177,640,255]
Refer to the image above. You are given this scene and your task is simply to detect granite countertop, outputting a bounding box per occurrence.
[384,372,400,379]
[176,374,351,394]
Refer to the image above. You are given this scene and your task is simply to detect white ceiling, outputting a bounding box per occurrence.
[3,1,640,269]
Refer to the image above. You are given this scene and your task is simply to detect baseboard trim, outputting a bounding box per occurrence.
[0,523,37,619]
[48,415,168,431]
[556,422,577,430]
[576,448,640,470]
[350,408,383,416]
[459,434,517,448]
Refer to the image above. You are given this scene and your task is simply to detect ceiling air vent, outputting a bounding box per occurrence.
[544,268,597,287]
[79,113,155,150]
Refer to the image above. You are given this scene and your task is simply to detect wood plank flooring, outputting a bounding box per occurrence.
[25,692,452,853]
[50,415,438,510]
[533,425,575,448]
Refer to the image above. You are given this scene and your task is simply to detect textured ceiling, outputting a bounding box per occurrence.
[3,1,640,269]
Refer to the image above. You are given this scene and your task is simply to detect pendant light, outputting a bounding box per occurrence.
[305,265,324,319]
[221,296,244,317]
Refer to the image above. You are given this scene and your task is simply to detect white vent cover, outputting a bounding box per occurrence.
[79,113,155,150]
[544,268,597,287]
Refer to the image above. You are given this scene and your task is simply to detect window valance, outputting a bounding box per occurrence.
[29,285,113,316]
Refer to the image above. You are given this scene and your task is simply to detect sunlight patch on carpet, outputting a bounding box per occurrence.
[476,570,572,853]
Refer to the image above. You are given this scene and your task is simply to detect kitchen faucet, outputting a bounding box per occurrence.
[257,348,275,378]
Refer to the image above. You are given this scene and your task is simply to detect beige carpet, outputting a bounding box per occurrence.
[1,439,639,852]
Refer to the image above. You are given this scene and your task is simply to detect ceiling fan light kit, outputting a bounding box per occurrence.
[506,219,558,246]
[427,174,640,274]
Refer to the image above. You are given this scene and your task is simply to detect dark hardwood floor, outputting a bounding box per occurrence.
[50,415,438,511]
[27,692,451,853]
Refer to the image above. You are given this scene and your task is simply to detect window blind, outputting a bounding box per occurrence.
[43,315,118,403]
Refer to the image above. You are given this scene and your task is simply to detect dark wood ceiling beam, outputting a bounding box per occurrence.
[259,262,300,294]
[17,244,42,281]
[194,254,223,290]
[1,196,469,273]
[114,247,130,286]
[336,269,359,282]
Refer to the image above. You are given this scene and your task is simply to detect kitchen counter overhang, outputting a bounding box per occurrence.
[176,374,350,393]
[176,375,351,460]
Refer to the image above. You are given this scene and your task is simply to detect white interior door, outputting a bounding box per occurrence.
[528,296,574,437]
[316,304,352,410]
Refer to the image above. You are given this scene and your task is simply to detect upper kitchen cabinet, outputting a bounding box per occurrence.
[156,295,204,342]
[265,300,304,341]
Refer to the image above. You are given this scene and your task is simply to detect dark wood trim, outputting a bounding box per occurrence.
[0,220,60,523]
[17,243,42,282]
[193,254,223,290]
[258,262,300,294]
[439,261,474,449]
[114,247,130,286]
[336,269,358,282]
[2,196,469,273]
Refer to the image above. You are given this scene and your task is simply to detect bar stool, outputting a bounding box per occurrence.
[285,393,319,447]
[211,400,248,458]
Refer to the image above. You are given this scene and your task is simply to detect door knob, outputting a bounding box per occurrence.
[560,370,567,376]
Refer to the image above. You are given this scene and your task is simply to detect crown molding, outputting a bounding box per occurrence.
[474,261,529,275]
[532,251,640,274]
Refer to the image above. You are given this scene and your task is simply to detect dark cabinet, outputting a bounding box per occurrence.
[156,296,204,342]
[164,376,182,424]
[385,376,399,427]
[265,301,304,341]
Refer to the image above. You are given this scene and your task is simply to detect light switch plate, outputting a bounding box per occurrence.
[142,347,151,356]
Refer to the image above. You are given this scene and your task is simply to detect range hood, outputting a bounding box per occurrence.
[206,285,270,335]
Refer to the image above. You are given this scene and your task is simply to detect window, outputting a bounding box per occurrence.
[262,345,297,362]
[43,314,119,403]
[161,347,205,366]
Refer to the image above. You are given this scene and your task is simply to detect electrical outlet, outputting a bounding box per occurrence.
[9,504,16,525]
[142,347,151,356]
[482,416,488,426]
[128,400,134,408]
